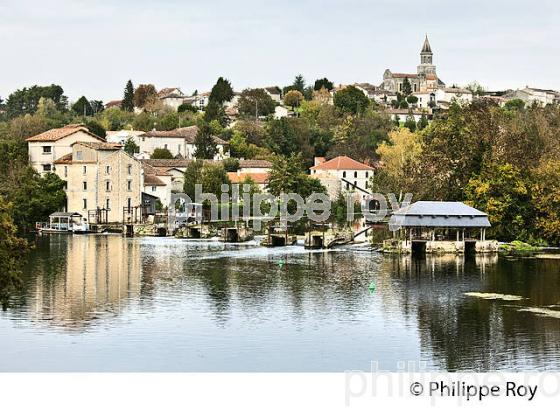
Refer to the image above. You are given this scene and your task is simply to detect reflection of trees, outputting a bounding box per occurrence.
[384,254,560,371]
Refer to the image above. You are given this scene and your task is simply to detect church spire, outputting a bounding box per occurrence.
[421,34,432,53]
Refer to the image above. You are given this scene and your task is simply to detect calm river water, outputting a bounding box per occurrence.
[1,234,559,371]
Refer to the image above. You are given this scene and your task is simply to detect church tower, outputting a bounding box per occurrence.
[417,35,436,76]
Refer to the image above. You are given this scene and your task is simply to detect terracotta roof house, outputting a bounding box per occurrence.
[310,156,375,199]
[26,124,106,174]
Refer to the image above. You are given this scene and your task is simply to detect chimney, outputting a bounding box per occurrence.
[314,157,326,166]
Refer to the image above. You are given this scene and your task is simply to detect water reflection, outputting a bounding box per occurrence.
[2,235,560,371]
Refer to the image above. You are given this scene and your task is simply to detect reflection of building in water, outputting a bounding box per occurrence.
[28,236,142,328]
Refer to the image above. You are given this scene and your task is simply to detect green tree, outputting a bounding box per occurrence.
[237,88,276,118]
[313,78,334,91]
[504,98,525,111]
[531,159,560,244]
[266,153,326,198]
[124,137,139,155]
[5,84,67,118]
[204,100,227,126]
[72,96,93,116]
[121,80,134,112]
[90,100,104,114]
[85,120,106,138]
[402,78,412,96]
[151,148,174,159]
[465,164,533,241]
[133,84,157,108]
[222,157,240,172]
[194,122,218,159]
[417,113,429,130]
[406,95,418,104]
[404,110,417,132]
[178,103,198,113]
[209,77,234,105]
[264,118,314,163]
[333,86,370,114]
[183,160,229,200]
[0,197,28,309]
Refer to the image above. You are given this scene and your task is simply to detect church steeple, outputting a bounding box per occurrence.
[417,34,436,77]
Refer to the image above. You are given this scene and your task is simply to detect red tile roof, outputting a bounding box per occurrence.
[144,174,166,186]
[227,172,269,184]
[26,124,104,142]
[238,159,272,168]
[72,141,122,150]
[53,153,73,164]
[310,156,374,171]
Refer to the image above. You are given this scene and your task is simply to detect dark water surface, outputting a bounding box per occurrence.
[1,234,559,371]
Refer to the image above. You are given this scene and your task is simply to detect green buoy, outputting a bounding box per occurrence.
[368,282,376,293]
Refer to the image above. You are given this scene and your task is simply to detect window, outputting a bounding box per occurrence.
[354,171,358,178]
[106,198,110,210]
[127,198,132,209]
[365,181,369,189]
[64,166,68,178]
[127,180,132,191]
[178,144,181,153]
[106,181,111,192]
[342,171,346,178]
[42,146,52,154]
[127,164,132,175]
[42,164,51,172]
[365,171,369,178]
[164,144,168,149]
[76,151,83,160]
[82,199,87,210]
[82,165,87,175]
[83,181,87,191]
[105,165,111,174]
[151,186,156,192]
[346,182,349,190]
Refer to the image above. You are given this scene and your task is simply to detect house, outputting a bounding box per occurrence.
[264,86,282,103]
[504,87,560,106]
[274,105,290,119]
[354,83,379,99]
[26,124,106,175]
[141,161,185,208]
[134,126,229,160]
[157,87,187,110]
[53,141,143,223]
[310,156,375,200]
[411,91,435,108]
[386,109,427,123]
[105,130,146,145]
[227,171,269,191]
[104,100,122,109]
[238,159,272,174]
[435,87,473,106]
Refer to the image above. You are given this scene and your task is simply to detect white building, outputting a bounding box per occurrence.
[310,156,375,200]
[435,87,473,106]
[157,87,187,110]
[264,87,282,103]
[26,124,105,175]
[505,87,560,106]
[132,126,229,160]
[105,130,146,145]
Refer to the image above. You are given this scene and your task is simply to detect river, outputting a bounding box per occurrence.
[1,234,559,371]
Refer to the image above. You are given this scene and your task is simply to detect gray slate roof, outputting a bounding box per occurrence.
[389,201,491,228]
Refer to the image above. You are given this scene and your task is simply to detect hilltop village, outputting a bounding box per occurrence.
[2,36,560,251]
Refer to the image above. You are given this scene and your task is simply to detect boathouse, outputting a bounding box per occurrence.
[385,201,498,254]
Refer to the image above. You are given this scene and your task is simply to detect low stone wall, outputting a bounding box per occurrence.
[383,239,499,254]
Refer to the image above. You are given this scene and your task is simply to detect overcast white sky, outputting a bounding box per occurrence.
[1,0,558,103]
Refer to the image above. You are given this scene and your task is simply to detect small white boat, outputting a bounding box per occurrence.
[36,212,91,234]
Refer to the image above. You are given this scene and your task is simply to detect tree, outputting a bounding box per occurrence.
[222,157,240,172]
[5,84,67,118]
[194,122,218,159]
[328,108,392,163]
[264,118,314,163]
[158,112,179,131]
[404,110,417,132]
[466,81,485,96]
[402,78,412,96]
[209,77,234,105]
[333,86,369,114]
[531,159,560,244]
[465,164,533,241]
[178,103,198,113]
[121,80,134,112]
[283,90,304,109]
[406,95,418,105]
[72,96,93,116]
[124,137,139,156]
[313,78,334,91]
[266,153,326,198]
[90,100,104,114]
[237,88,276,118]
[504,98,525,111]
[372,128,423,195]
[417,113,429,130]
[133,84,157,108]
[0,197,28,308]
[183,160,229,200]
[204,100,227,126]
[151,148,174,159]
[85,120,106,138]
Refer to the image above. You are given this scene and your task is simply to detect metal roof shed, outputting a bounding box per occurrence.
[389,201,491,229]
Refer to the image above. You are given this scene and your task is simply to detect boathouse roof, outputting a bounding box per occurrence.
[390,201,491,228]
